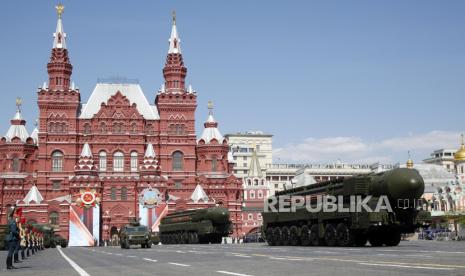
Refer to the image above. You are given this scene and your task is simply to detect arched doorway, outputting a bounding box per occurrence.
[110,226,119,246]
[244,227,263,243]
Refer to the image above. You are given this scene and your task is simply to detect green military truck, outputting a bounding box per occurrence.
[263,168,430,247]
[119,220,152,249]
[160,207,231,244]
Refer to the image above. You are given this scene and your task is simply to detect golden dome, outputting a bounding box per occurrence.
[406,158,414,169]
[455,134,465,161]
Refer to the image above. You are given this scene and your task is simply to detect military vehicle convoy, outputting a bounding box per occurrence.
[119,219,152,249]
[263,168,428,247]
[160,207,231,244]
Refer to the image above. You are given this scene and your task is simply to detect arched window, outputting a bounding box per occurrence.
[51,150,63,172]
[83,123,91,134]
[113,151,124,172]
[254,179,258,186]
[113,123,123,134]
[12,157,20,172]
[131,123,137,133]
[99,151,107,171]
[258,191,263,198]
[130,151,138,172]
[247,179,252,186]
[146,124,153,134]
[248,213,253,220]
[110,187,116,200]
[49,211,59,226]
[100,123,107,133]
[211,156,217,172]
[250,191,255,199]
[172,151,184,171]
[121,187,127,200]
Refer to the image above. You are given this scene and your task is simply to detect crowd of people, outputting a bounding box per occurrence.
[5,207,45,270]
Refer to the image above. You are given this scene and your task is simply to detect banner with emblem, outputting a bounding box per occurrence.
[69,188,101,247]
[138,187,168,232]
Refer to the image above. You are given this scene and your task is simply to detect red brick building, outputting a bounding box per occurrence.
[0,7,242,244]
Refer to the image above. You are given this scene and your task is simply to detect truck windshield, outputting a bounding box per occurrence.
[127,227,147,232]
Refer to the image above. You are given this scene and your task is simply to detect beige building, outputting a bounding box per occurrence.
[225,131,273,179]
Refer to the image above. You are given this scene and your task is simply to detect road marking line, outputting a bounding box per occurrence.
[358,263,454,271]
[143,258,158,262]
[252,253,465,269]
[232,254,251,258]
[115,253,123,256]
[216,271,255,276]
[176,250,187,253]
[57,246,90,276]
[168,262,190,267]
[127,256,136,258]
[269,257,303,261]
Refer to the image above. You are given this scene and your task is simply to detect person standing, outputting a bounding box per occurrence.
[12,208,22,264]
[5,208,20,269]
[19,217,27,260]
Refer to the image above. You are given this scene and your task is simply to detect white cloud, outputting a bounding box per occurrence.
[273,130,461,164]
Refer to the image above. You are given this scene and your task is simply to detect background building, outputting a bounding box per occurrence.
[225,131,273,178]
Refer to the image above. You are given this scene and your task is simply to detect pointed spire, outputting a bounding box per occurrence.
[80,142,93,158]
[140,143,161,176]
[168,11,181,54]
[23,185,44,205]
[53,3,67,49]
[144,143,156,158]
[31,119,39,145]
[248,144,263,177]
[199,101,225,144]
[191,184,209,203]
[75,142,97,175]
[47,4,73,91]
[3,98,29,142]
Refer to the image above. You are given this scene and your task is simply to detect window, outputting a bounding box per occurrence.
[49,211,59,226]
[250,191,255,199]
[113,151,124,172]
[99,151,107,171]
[146,124,154,134]
[121,187,127,200]
[52,150,64,172]
[131,123,137,133]
[243,157,247,161]
[130,151,138,172]
[248,214,253,220]
[256,145,260,152]
[175,181,182,188]
[113,123,123,134]
[211,156,217,172]
[172,151,184,171]
[12,157,19,172]
[110,187,116,200]
[258,191,263,198]
[83,123,91,134]
[243,163,247,167]
[100,123,107,133]
[257,214,262,220]
[52,181,61,190]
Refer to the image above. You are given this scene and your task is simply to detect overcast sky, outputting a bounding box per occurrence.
[0,1,464,164]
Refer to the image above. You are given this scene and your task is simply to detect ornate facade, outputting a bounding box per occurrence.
[0,6,242,243]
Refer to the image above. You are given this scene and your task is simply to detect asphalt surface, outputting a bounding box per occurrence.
[1,241,465,276]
